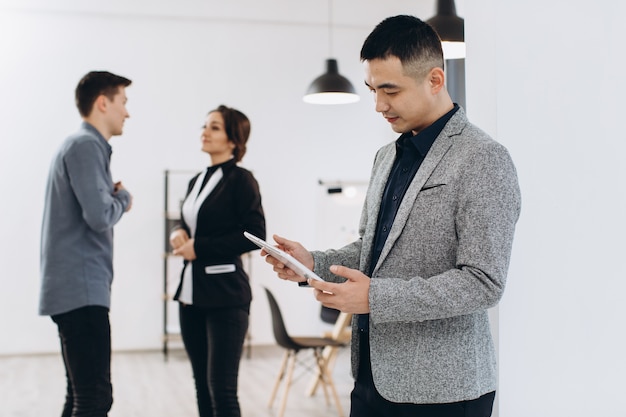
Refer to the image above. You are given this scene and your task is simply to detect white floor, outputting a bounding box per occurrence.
[0,345,352,417]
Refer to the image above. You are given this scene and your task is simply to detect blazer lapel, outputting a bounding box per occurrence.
[371,110,467,276]
[365,151,396,234]
[195,167,223,209]
[359,147,396,271]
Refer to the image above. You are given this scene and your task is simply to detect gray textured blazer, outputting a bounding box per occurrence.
[313,108,521,404]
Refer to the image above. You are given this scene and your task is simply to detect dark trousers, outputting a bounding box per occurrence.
[350,331,495,417]
[179,303,249,417]
[51,306,113,417]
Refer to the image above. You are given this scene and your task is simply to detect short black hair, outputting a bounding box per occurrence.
[360,15,444,79]
[75,71,132,117]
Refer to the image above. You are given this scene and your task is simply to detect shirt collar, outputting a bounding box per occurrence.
[398,104,460,157]
[81,121,112,153]
[207,157,235,173]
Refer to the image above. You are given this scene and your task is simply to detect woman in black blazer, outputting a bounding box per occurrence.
[169,105,265,417]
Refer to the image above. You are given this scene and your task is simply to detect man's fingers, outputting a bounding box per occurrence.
[329,264,365,281]
[272,234,287,244]
[272,234,292,251]
[273,234,301,252]
[263,253,294,279]
[308,278,336,295]
[264,254,283,269]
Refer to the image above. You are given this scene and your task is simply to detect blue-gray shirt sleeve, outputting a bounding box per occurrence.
[64,139,128,232]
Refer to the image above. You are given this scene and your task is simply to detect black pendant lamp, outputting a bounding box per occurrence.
[426,0,465,59]
[303,59,359,104]
[303,0,360,105]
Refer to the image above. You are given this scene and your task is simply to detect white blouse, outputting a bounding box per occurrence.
[177,167,223,304]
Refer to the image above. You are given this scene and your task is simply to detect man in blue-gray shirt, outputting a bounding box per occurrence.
[39,71,133,417]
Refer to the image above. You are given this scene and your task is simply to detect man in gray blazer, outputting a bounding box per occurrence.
[266,15,521,417]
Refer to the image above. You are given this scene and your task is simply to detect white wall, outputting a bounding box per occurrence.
[467,0,626,415]
[0,0,447,355]
[9,1,624,414]
[8,0,623,414]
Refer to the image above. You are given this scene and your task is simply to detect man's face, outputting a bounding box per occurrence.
[364,56,437,135]
[104,86,129,137]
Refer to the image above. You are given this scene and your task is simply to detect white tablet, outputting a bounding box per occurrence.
[244,231,324,282]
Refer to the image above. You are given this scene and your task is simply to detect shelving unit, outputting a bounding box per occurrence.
[162,169,195,360]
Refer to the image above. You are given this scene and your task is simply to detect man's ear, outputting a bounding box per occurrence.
[94,95,108,113]
[429,67,446,94]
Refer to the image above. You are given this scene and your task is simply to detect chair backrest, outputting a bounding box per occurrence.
[264,287,300,351]
[320,305,341,324]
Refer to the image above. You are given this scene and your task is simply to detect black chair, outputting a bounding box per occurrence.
[264,287,347,417]
[320,305,341,324]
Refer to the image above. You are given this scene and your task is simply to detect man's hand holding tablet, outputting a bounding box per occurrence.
[250,232,371,313]
[243,232,323,282]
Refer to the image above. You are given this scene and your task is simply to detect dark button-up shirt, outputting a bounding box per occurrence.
[359,104,459,332]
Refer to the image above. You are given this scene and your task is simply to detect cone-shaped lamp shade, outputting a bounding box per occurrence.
[426,0,465,59]
[303,59,360,105]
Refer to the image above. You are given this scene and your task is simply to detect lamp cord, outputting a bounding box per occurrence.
[328,0,333,57]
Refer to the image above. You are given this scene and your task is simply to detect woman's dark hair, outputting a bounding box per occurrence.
[210,105,251,162]
[75,71,132,117]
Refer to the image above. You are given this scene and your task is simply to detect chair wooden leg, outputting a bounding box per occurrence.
[314,349,344,417]
[268,349,290,408]
[328,377,344,417]
[277,351,297,417]
[306,347,325,396]
[306,344,341,396]
[306,369,321,396]
[312,349,330,405]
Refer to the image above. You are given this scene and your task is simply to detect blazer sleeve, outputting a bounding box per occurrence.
[370,139,521,323]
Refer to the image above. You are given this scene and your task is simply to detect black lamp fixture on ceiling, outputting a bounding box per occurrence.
[426,0,465,60]
[303,0,360,105]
